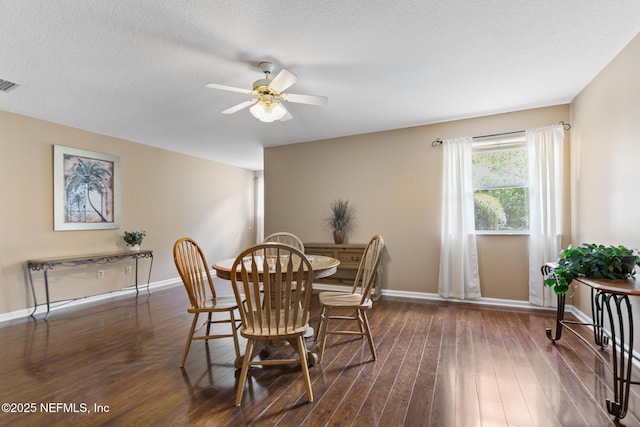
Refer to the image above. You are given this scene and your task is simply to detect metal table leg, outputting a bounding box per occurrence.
[134,252,153,295]
[27,263,51,319]
[43,267,51,319]
[546,293,566,342]
[592,288,609,348]
[603,292,638,420]
[27,264,38,317]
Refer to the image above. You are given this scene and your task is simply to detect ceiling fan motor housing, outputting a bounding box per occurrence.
[253,79,274,94]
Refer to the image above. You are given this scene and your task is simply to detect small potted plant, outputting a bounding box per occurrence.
[324,199,355,244]
[123,230,146,251]
[544,243,640,295]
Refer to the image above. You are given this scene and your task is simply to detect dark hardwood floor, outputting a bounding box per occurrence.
[1,283,639,426]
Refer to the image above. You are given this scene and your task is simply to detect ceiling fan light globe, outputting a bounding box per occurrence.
[270,102,287,120]
[250,100,287,122]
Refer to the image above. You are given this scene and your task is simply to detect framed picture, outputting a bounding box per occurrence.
[54,145,120,230]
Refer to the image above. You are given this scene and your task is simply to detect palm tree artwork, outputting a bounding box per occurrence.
[64,155,114,223]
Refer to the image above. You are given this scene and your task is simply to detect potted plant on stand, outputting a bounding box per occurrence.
[325,199,355,244]
[123,230,146,251]
[544,243,640,295]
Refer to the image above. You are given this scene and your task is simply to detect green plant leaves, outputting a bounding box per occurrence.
[123,230,146,245]
[544,243,640,295]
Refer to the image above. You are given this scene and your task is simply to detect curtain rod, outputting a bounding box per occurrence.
[431,121,571,147]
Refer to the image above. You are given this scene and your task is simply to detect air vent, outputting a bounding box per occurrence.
[0,79,19,92]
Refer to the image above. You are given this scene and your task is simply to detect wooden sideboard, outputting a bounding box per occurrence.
[304,242,382,300]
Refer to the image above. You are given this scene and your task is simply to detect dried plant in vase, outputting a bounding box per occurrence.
[325,199,355,244]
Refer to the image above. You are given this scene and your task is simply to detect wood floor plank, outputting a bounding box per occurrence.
[377,303,434,426]
[323,301,416,427]
[489,310,537,427]
[468,309,500,399]
[353,302,425,425]
[274,297,395,426]
[453,308,482,427]
[509,310,614,427]
[427,303,458,427]
[404,303,447,427]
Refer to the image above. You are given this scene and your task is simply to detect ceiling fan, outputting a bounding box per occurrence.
[205,62,328,123]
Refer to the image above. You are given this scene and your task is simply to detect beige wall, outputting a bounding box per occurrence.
[264,104,570,300]
[570,32,640,346]
[0,111,255,316]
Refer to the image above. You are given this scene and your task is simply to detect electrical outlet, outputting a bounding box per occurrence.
[97,270,104,279]
[125,265,132,274]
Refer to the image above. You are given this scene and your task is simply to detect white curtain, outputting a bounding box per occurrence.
[527,125,564,306]
[438,137,481,299]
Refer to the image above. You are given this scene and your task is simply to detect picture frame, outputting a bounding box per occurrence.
[53,145,120,231]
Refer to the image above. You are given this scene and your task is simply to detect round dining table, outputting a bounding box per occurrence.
[212,254,340,281]
[212,254,340,367]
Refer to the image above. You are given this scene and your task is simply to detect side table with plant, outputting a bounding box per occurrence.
[544,243,640,295]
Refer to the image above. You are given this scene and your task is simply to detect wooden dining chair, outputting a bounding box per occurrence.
[262,232,306,295]
[173,237,241,368]
[315,234,384,362]
[230,242,315,406]
[263,232,305,252]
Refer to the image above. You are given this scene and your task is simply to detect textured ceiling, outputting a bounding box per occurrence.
[1,1,640,170]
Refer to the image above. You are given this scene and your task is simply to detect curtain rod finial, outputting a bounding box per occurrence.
[432,138,443,147]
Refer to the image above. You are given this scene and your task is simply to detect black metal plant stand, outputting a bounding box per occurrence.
[542,265,639,420]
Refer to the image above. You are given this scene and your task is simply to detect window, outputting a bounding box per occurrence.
[472,135,528,232]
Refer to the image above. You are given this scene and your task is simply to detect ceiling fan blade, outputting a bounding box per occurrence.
[281,93,328,106]
[221,99,257,114]
[279,109,293,122]
[205,83,254,95]
[269,68,297,93]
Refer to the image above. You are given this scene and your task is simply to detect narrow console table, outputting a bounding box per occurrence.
[543,264,640,420]
[26,250,154,318]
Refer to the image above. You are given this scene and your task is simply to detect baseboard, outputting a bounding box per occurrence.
[0,277,182,324]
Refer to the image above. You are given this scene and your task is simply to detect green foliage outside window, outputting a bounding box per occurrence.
[472,139,529,231]
[474,188,529,230]
[474,192,506,229]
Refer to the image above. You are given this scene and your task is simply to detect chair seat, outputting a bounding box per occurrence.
[240,323,308,339]
[240,309,309,338]
[318,291,372,309]
[187,295,238,312]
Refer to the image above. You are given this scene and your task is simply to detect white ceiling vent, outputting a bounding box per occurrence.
[0,79,19,92]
